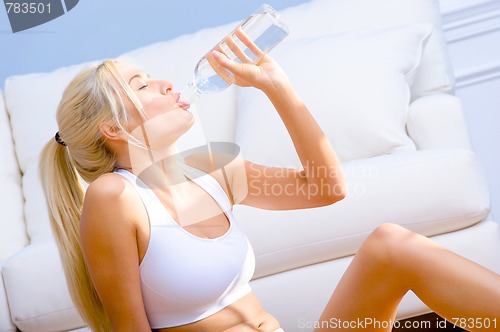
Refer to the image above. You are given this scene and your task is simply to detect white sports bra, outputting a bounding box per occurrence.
[115,166,255,328]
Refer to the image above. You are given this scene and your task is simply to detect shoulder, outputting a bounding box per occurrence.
[85,172,132,198]
[83,172,144,214]
[81,172,146,236]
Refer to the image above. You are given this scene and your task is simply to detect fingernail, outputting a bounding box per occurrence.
[212,50,221,58]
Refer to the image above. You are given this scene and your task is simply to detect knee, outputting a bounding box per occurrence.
[359,223,414,265]
[370,223,410,243]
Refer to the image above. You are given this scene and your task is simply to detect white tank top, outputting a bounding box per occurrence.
[115,166,255,328]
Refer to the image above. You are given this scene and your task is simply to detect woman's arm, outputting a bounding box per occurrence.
[207,48,346,210]
[80,174,151,331]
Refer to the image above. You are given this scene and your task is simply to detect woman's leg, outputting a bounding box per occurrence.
[314,223,500,331]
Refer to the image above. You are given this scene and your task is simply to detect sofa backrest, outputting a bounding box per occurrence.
[278,0,454,99]
[0,90,28,260]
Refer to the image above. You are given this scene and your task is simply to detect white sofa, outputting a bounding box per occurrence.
[2,0,499,331]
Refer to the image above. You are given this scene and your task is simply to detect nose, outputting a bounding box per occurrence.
[160,80,174,95]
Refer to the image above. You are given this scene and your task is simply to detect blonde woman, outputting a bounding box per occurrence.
[39,40,500,332]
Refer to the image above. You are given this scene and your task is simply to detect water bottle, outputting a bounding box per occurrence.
[180,4,289,103]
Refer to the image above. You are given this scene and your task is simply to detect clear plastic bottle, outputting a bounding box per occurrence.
[180,4,289,103]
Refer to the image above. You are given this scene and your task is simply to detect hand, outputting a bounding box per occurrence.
[205,28,290,94]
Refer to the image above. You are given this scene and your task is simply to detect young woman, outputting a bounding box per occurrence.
[39,39,500,331]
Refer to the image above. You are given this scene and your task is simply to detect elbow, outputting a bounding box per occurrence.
[311,179,347,207]
[323,188,346,206]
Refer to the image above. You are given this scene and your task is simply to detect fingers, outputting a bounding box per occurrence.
[217,27,265,65]
[223,28,265,64]
[204,29,265,86]
[224,32,253,64]
[205,50,235,84]
[234,28,265,61]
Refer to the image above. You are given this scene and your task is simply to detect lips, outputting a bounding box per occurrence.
[176,94,191,110]
[177,101,191,110]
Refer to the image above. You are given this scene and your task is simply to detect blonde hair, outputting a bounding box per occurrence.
[39,60,145,331]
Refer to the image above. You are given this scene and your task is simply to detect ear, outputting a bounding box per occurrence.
[99,121,125,141]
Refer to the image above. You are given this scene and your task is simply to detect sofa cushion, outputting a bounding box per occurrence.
[278,0,454,100]
[407,94,472,150]
[4,63,93,242]
[234,149,490,278]
[236,24,431,164]
[2,241,85,332]
[0,91,27,260]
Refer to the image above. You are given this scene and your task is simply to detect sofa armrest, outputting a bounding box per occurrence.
[407,94,472,150]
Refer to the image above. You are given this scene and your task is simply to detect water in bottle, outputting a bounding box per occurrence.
[180,4,289,103]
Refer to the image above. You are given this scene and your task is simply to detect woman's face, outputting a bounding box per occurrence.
[117,62,194,151]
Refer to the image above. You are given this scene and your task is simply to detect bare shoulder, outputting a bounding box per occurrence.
[85,172,131,198]
[83,173,137,213]
[81,172,146,236]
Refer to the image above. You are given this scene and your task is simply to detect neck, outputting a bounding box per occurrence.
[117,142,188,189]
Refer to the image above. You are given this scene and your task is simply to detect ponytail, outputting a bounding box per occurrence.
[39,60,147,331]
[39,139,112,332]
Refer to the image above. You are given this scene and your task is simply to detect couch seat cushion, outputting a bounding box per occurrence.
[234,149,490,278]
[2,241,85,332]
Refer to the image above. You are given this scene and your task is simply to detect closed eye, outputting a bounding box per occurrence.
[138,84,148,90]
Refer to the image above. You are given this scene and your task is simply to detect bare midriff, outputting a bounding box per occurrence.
[154,292,281,332]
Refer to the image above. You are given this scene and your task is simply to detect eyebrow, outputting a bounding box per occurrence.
[128,73,150,84]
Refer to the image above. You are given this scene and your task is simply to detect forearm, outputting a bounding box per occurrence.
[262,81,346,202]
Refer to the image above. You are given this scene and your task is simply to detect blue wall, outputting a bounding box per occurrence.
[0,0,311,89]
